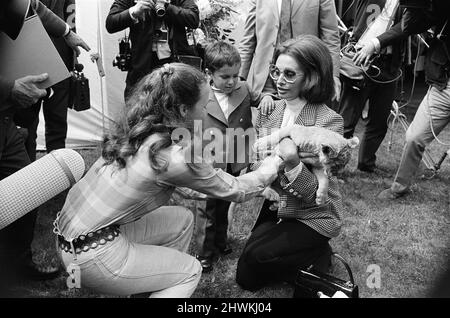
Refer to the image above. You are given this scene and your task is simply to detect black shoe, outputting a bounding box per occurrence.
[357,163,375,173]
[217,245,233,255]
[19,262,60,281]
[196,255,214,273]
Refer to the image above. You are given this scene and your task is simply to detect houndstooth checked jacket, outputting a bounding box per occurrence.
[251,100,344,238]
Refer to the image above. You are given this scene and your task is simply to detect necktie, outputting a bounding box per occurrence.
[278,0,292,45]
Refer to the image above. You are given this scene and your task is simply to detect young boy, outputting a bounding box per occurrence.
[194,41,254,272]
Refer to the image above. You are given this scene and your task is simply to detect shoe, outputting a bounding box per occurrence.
[357,164,375,173]
[217,245,233,255]
[19,262,60,281]
[196,255,214,273]
[377,187,406,200]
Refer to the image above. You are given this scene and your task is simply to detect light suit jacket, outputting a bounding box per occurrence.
[202,82,253,174]
[238,0,341,102]
[252,100,344,238]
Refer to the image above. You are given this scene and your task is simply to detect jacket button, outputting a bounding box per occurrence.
[240,118,243,122]
[280,201,287,208]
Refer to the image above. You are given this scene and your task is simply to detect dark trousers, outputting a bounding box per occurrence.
[338,79,396,170]
[195,165,240,258]
[13,79,69,161]
[0,115,38,295]
[236,200,330,291]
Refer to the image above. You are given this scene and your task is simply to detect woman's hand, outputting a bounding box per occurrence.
[298,152,322,167]
[353,41,377,67]
[259,95,275,116]
[276,138,300,171]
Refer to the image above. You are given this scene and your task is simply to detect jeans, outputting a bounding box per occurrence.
[393,80,450,190]
[59,206,202,297]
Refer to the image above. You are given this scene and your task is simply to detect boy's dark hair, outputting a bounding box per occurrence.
[274,35,334,104]
[204,41,241,72]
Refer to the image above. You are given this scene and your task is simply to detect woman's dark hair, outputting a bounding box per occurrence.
[274,35,334,104]
[102,63,207,171]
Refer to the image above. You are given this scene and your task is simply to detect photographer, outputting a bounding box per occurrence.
[105,0,200,100]
[353,0,450,199]
[338,0,405,174]
[0,0,89,296]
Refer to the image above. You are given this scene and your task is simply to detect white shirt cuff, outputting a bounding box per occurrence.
[284,162,303,183]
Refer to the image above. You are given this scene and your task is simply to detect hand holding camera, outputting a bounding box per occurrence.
[130,0,155,20]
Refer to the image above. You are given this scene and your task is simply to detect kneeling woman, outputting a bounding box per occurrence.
[54,63,281,298]
[236,35,344,291]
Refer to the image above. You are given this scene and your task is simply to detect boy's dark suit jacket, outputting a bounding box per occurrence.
[202,81,253,174]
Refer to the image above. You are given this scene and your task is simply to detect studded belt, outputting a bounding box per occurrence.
[58,225,120,254]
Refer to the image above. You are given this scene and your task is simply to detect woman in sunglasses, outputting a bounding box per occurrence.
[236,35,345,291]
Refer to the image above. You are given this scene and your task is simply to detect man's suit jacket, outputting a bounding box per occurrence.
[105,0,199,88]
[202,82,253,174]
[238,0,341,102]
[252,100,344,238]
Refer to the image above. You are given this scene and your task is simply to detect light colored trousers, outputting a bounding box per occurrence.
[60,206,202,298]
[393,79,450,189]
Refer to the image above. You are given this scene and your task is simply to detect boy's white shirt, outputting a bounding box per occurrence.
[211,86,231,120]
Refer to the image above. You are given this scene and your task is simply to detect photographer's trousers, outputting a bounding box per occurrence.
[338,78,397,171]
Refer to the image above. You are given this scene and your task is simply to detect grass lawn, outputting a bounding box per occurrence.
[11,105,450,298]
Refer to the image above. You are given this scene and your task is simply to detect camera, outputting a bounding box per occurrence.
[155,0,167,17]
[154,25,168,42]
[68,63,91,112]
[113,36,132,71]
[154,17,168,42]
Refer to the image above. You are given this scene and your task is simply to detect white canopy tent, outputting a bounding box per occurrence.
[36,0,248,149]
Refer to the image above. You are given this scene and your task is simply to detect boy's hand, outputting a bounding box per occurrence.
[259,95,275,116]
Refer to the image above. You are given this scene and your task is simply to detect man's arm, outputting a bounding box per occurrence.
[32,0,67,37]
[105,0,137,34]
[318,0,341,82]
[166,0,199,29]
[238,0,257,81]
[32,0,90,55]
[353,8,433,66]
[0,76,15,111]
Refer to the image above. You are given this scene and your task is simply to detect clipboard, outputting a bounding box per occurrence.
[0,14,70,89]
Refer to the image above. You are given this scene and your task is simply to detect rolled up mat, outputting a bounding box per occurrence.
[0,149,85,230]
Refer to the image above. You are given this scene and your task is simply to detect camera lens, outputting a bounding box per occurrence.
[155,3,165,17]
